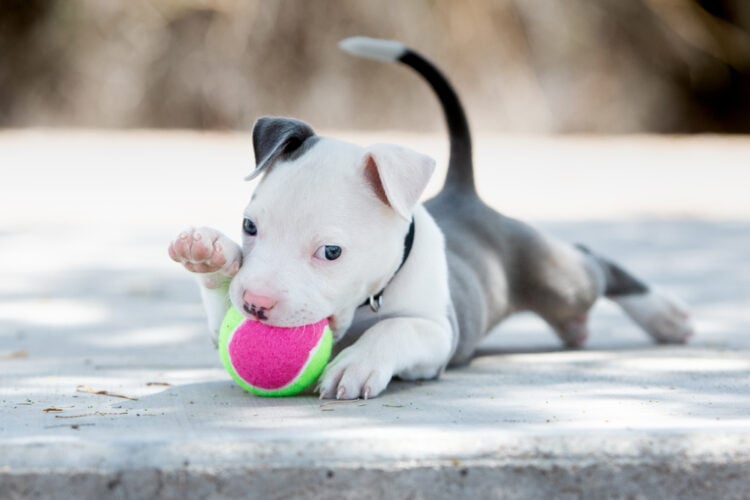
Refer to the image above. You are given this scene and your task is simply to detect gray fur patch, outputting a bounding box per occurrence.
[576,244,649,297]
[247,117,316,181]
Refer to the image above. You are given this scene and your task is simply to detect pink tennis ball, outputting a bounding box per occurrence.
[218,307,333,397]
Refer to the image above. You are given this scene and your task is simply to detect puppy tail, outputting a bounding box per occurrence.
[340,37,475,193]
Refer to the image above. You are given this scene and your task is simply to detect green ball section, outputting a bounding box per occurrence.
[218,306,333,397]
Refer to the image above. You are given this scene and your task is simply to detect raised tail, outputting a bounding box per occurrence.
[340,36,474,192]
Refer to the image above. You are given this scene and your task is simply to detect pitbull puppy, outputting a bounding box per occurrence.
[169,37,694,399]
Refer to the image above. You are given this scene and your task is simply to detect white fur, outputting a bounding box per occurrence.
[228,138,417,330]
[168,226,242,343]
[169,128,696,399]
[319,206,454,399]
[171,137,454,399]
[613,290,694,344]
[364,144,435,221]
[339,37,406,62]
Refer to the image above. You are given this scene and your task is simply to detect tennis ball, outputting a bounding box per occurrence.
[218,307,333,397]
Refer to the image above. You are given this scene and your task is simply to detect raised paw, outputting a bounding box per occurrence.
[317,347,393,400]
[168,227,241,286]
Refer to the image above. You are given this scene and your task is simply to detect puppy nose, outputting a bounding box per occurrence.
[243,290,277,311]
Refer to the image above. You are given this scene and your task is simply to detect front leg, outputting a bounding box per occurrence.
[318,317,453,400]
[168,226,242,344]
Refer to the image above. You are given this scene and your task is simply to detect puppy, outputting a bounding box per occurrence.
[169,37,694,399]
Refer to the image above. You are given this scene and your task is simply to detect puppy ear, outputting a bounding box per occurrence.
[363,143,436,221]
[247,117,316,180]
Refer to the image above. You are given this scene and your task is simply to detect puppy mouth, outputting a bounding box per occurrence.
[327,315,338,331]
[240,303,332,329]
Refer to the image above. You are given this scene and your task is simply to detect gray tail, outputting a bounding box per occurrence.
[339,37,475,193]
[575,244,650,298]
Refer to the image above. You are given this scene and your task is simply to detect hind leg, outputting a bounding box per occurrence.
[519,237,604,349]
[547,314,591,349]
[611,289,693,343]
[515,228,693,346]
[578,245,694,344]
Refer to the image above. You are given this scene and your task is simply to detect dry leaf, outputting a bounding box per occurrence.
[44,423,96,430]
[319,399,364,407]
[55,411,128,419]
[43,407,64,413]
[1,350,28,360]
[76,385,138,401]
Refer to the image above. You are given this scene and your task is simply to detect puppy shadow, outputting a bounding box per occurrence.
[472,340,688,358]
[119,380,283,412]
[473,345,569,357]
[129,378,426,408]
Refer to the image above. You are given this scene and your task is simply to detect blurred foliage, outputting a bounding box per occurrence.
[1,0,750,132]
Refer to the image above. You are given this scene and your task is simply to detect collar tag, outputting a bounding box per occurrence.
[368,294,383,313]
[359,218,415,312]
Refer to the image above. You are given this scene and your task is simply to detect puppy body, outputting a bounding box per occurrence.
[171,133,457,399]
[169,38,694,399]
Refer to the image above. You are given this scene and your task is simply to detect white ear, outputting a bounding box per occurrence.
[362,144,436,221]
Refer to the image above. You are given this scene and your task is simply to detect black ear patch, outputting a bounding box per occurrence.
[246,117,316,181]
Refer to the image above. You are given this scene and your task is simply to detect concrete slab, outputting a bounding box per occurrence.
[1,131,749,498]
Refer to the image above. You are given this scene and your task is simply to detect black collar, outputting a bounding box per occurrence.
[360,218,416,312]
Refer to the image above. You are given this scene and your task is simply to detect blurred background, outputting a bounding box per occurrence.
[3,0,750,134]
[2,2,750,466]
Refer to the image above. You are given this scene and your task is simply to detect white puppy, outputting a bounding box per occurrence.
[169,123,456,400]
[169,38,693,399]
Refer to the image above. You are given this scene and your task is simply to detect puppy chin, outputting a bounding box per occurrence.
[327,308,356,340]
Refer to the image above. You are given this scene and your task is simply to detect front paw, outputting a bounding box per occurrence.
[168,227,241,287]
[317,347,393,400]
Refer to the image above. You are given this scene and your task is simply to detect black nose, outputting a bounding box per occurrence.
[243,303,268,321]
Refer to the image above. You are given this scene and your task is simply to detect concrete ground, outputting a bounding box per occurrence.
[1,131,749,499]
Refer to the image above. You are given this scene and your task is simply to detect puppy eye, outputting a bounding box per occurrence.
[315,245,342,261]
[242,218,257,236]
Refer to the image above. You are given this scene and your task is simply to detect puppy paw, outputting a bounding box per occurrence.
[168,227,241,288]
[554,315,589,349]
[317,348,392,400]
[615,290,695,344]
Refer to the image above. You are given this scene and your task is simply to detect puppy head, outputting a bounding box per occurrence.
[228,117,435,331]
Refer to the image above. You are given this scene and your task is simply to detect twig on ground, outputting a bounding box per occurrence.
[76,385,139,401]
[1,350,28,360]
[55,411,129,419]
